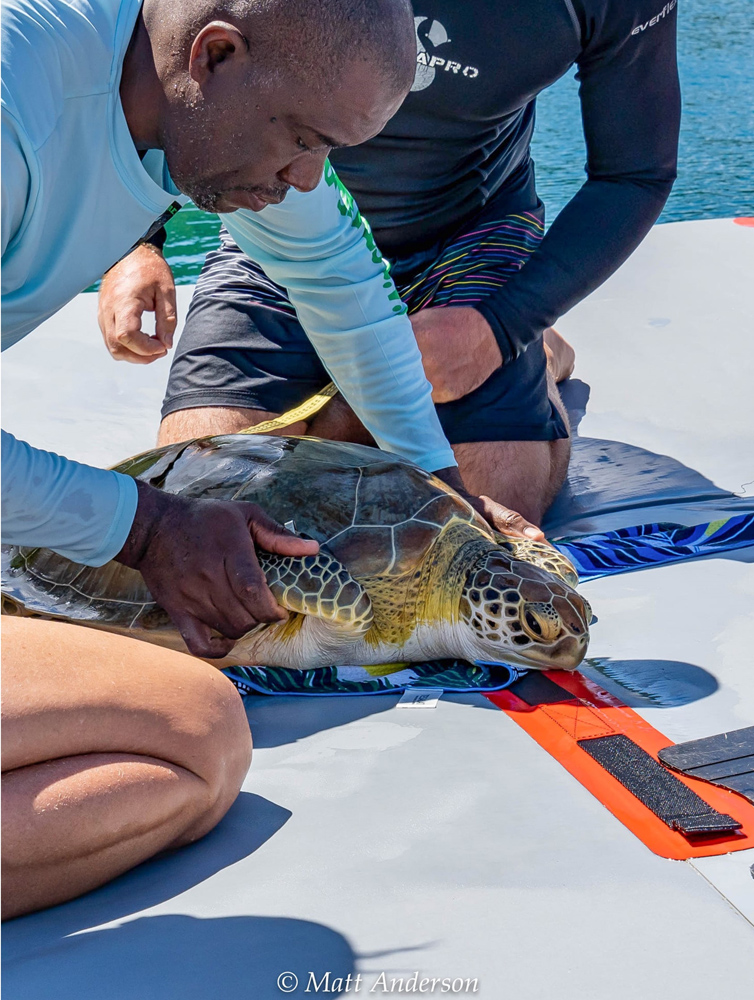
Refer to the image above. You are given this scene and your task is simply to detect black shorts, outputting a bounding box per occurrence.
[163,201,568,445]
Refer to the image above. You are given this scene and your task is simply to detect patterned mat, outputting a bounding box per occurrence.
[226,660,522,698]
[555,514,754,581]
[225,514,754,697]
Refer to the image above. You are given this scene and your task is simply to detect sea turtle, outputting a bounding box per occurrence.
[1,435,591,670]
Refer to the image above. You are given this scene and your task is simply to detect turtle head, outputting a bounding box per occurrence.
[458,543,591,670]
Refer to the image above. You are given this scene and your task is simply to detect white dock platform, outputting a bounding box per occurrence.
[3,218,753,999]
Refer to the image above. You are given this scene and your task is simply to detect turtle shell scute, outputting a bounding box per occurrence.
[325,526,397,577]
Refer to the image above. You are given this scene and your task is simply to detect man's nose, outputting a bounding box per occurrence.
[279,149,330,193]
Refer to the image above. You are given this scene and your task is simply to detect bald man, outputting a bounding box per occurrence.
[2,0,540,918]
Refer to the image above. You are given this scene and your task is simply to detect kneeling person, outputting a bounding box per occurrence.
[159,192,572,525]
[101,0,679,525]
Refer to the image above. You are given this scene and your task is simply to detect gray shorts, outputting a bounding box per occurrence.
[163,203,568,445]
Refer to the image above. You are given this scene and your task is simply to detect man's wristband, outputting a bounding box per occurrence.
[139,226,168,252]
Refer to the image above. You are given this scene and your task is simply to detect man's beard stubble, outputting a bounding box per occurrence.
[160,105,289,213]
[180,178,290,213]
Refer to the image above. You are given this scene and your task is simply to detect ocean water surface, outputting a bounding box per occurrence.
[162,0,754,282]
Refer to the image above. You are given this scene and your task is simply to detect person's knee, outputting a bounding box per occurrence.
[169,667,252,844]
[138,658,251,803]
[543,327,576,383]
[184,667,252,800]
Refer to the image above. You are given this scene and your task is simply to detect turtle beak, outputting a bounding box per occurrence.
[524,634,588,671]
[549,634,588,669]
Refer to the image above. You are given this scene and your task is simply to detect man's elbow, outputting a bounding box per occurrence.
[645,162,678,196]
[590,164,678,205]
[638,171,676,209]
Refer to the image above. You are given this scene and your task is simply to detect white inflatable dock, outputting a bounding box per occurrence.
[3,218,754,998]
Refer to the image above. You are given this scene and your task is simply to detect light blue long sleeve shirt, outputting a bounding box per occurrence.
[1,0,455,567]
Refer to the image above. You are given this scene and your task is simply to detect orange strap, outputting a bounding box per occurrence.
[487,670,754,859]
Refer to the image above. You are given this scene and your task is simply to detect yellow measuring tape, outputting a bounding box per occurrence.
[237,382,338,435]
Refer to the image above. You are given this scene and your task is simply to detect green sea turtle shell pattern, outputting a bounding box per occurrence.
[2,436,494,642]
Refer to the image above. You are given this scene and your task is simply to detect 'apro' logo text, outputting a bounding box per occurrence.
[412,17,479,92]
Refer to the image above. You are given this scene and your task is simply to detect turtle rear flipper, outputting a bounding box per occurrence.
[259,551,373,638]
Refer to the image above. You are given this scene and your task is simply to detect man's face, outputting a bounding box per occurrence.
[162,57,407,214]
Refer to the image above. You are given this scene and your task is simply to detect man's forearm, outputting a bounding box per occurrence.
[221,170,457,473]
[1,431,138,566]
[476,174,674,362]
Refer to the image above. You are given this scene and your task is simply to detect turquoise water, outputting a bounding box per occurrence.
[163,0,754,282]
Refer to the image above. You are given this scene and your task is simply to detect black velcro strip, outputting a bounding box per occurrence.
[509,672,573,706]
[659,727,754,805]
[659,726,754,768]
[577,734,742,837]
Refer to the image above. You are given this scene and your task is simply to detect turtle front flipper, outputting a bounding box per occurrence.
[258,551,373,638]
[492,532,580,589]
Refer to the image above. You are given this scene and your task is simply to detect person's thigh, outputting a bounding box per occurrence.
[454,436,570,526]
[159,405,307,445]
[2,618,250,779]
[1,618,253,918]
[450,365,570,525]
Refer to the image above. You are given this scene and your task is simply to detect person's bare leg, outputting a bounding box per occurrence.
[1,618,252,920]
[308,394,374,444]
[158,395,377,448]
[158,406,308,446]
[454,373,570,525]
[543,327,575,383]
[453,437,569,526]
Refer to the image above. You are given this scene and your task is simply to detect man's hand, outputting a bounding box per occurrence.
[433,467,546,542]
[470,493,546,542]
[411,306,502,403]
[115,481,320,658]
[98,243,177,364]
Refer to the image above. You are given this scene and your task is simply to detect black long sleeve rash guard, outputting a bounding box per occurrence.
[330,0,681,363]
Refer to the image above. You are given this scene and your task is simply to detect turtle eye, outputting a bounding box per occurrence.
[522,603,560,642]
[524,609,542,636]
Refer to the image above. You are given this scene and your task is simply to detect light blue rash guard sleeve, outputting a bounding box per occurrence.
[1,100,139,568]
[1,113,30,259]
[221,164,457,473]
[1,432,138,566]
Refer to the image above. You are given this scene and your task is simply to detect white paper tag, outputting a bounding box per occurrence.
[396,687,444,709]
[284,520,297,533]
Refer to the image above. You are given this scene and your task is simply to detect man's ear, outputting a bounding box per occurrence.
[189,21,249,85]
